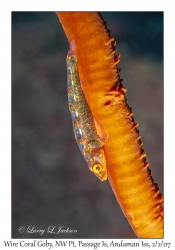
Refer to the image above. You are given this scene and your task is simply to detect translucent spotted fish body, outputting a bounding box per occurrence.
[66,42,107,181]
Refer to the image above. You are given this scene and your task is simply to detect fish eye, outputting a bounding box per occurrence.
[92,163,103,173]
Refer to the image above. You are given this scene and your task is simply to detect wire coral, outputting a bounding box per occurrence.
[56,11,163,238]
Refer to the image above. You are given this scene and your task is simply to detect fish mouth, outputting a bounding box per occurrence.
[97,170,108,181]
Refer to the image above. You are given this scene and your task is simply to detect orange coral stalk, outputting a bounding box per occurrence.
[56,12,163,238]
